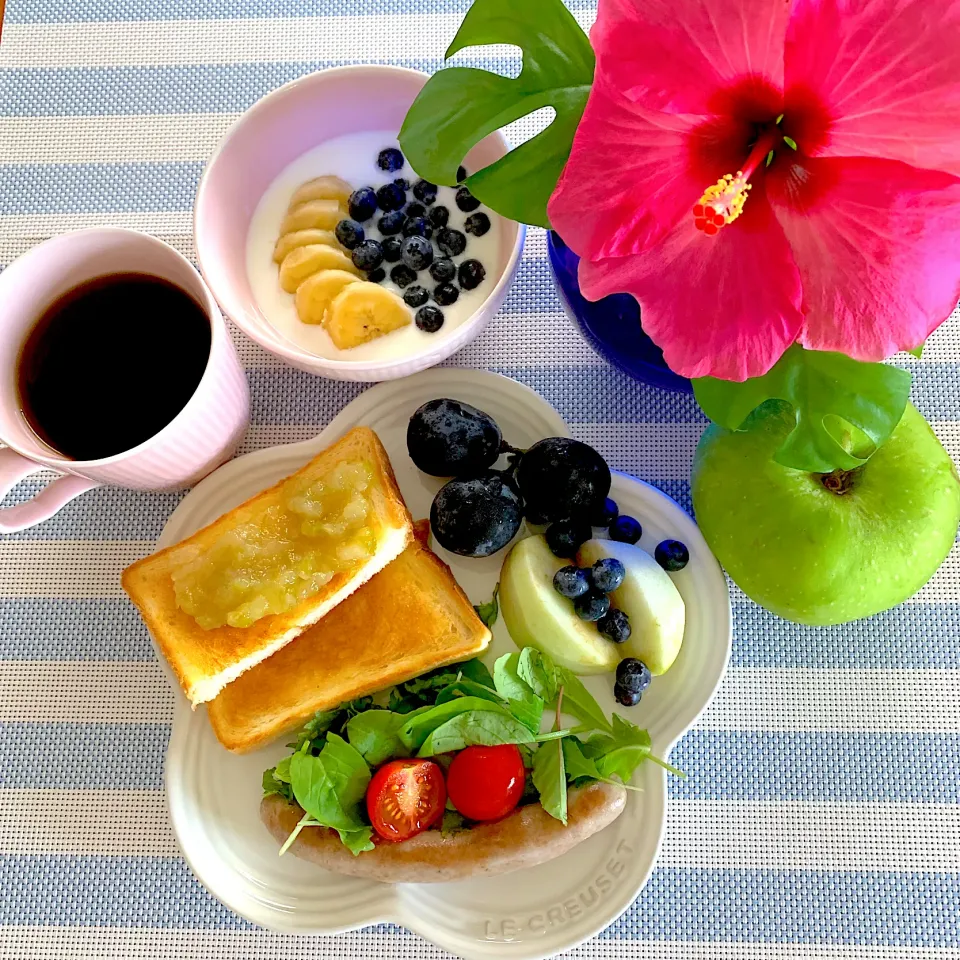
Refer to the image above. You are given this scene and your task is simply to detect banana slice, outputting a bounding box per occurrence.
[326,283,411,350]
[273,229,341,264]
[289,175,353,209]
[279,245,359,294]
[280,199,344,234]
[295,269,361,325]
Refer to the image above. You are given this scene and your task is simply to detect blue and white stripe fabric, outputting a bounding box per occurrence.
[2,1,960,956]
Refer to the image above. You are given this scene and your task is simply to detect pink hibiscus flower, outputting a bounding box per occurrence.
[547,0,960,381]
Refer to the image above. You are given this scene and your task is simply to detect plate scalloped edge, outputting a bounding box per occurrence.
[158,368,732,960]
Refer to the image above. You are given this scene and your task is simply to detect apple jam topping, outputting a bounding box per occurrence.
[173,460,377,629]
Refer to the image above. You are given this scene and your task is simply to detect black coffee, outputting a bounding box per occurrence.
[17,273,211,461]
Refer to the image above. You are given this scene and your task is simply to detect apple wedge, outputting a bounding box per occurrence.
[500,535,620,675]
[577,539,685,675]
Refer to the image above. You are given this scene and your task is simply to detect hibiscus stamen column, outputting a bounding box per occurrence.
[693,126,782,235]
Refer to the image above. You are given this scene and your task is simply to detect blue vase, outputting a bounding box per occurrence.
[547,231,692,394]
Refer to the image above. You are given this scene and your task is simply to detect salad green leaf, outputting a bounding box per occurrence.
[555,668,612,734]
[493,653,545,733]
[561,736,601,782]
[518,647,562,703]
[435,677,504,707]
[346,710,410,767]
[398,0,595,227]
[287,706,343,750]
[582,714,655,783]
[532,738,567,824]
[262,766,293,801]
[418,709,536,756]
[693,345,912,473]
[441,809,468,837]
[288,735,374,854]
[474,585,499,628]
[398,696,508,751]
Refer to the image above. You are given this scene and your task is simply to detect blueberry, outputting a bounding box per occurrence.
[403,284,429,308]
[376,181,406,212]
[546,519,592,558]
[597,609,631,643]
[430,470,522,557]
[389,263,417,288]
[335,219,364,250]
[405,201,426,220]
[433,282,459,306]
[655,539,689,572]
[413,179,438,205]
[382,236,403,263]
[456,165,468,183]
[464,212,491,236]
[609,515,642,544]
[429,205,450,229]
[553,565,590,599]
[616,658,651,693]
[366,267,386,284]
[401,235,434,271]
[403,216,432,239]
[348,186,378,222]
[393,177,410,191]
[407,398,502,476]
[590,558,625,593]
[378,210,406,236]
[437,228,467,257]
[574,591,610,622]
[516,438,612,525]
[614,683,642,708]
[351,239,383,272]
[430,258,456,283]
[591,497,619,527]
[416,305,445,332]
[458,259,486,291]
[455,185,481,212]
[377,147,405,172]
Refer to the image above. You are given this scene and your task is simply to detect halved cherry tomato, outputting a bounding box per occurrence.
[366,759,446,842]
[446,744,526,822]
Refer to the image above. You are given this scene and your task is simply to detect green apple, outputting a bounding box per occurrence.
[499,535,620,675]
[691,401,960,625]
[577,539,685,675]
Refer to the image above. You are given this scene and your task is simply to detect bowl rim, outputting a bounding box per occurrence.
[194,64,526,375]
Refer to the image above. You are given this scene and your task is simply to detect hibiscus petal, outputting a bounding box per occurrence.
[548,80,754,260]
[579,182,804,381]
[767,156,960,359]
[591,0,787,115]
[784,0,960,175]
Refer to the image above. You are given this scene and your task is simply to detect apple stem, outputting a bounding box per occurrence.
[819,468,861,495]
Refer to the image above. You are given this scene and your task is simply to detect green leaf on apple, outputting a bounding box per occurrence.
[692,345,912,473]
[398,0,595,228]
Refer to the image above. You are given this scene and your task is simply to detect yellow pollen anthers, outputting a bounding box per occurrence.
[693,171,751,236]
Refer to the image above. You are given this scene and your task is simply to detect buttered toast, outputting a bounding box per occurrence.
[122,427,413,705]
[206,532,492,752]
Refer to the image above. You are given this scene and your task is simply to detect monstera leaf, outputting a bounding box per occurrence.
[399,0,595,228]
[693,345,912,473]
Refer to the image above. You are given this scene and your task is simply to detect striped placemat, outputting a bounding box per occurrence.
[1,1,959,957]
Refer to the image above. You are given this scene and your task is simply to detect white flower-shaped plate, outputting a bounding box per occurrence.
[161,368,731,960]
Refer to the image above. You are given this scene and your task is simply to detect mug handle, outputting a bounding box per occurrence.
[0,447,100,533]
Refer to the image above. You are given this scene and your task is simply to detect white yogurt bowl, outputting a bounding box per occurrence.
[194,65,525,381]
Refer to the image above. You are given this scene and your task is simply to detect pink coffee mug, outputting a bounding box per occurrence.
[0,228,250,532]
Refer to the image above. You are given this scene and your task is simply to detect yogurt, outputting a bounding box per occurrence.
[246,130,503,362]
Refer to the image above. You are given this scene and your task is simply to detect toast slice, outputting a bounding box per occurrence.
[122,427,413,706]
[206,535,492,752]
